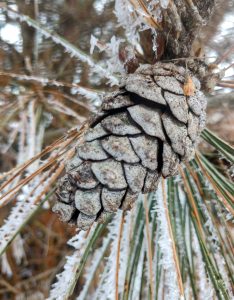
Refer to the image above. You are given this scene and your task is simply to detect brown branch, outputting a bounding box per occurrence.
[162,0,217,58]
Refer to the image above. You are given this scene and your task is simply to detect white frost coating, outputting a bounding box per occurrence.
[0,72,101,102]
[6,8,118,85]
[192,164,233,285]
[114,0,162,53]
[153,180,181,300]
[77,236,111,300]
[27,101,36,165]
[183,278,193,300]
[132,239,145,299]
[118,211,131,294]
[90,35,125,77]
[90,35,99,54]
[143,220,153,296]
[12,235,25,265]
[178,185,193,266]
[213,252,233,296]
[74,86,101,103]
[48,228,96,300]
[0,104,48,256]
[189,176,220,250]
[93,211,122,299]
[115,0,138,43]
[0,178,50,256]
[193,166,232,220]
[1,253,13,277]
[106,36,125,75]
[115,0,148,44]
[47,98,86,121]
[192,226,215,300]
[160,0,169,9]
[174,194,186,259]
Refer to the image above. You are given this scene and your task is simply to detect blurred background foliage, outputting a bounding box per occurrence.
[0,0,233,299]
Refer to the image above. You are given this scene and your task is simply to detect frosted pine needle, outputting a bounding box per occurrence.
[5,7,118,85]
[48,229,93,300]
[153,180,183,299]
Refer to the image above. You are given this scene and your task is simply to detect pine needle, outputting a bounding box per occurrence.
[115,212,125,300]
[161,178,184,298]
[143,194,154,299]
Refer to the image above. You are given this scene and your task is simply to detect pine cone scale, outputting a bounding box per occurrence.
[127,105,166,141]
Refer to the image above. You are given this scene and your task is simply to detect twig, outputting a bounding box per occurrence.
[0,279,19,294]
[217,82,234,89]
[215,45,234,65]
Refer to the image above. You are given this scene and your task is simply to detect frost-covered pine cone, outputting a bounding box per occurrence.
[53,62,207,230]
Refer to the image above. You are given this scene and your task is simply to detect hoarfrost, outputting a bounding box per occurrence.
[192,226,215,300]
[90,35,125,77]
[48,229,95,300]
[12,235,25,265]
[160,0,169,9]
[90,34,99,54]
[1,253,13,277]
[118,211,131,294]
[114,0,162,52]
[6,8,118,85]
[77,237,110,300]
[153,180,181,299]
[94,211,122,299]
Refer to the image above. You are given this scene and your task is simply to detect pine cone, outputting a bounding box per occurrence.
[53,62,207,230]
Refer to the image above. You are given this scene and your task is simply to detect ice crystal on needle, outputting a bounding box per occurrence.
[114,0,155,45]
[153,181,181,300]
[90,35,125,76]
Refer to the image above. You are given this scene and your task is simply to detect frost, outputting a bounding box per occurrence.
[160,0,169,9]
[0,105,55,260]
[192,226,215,299]
[153,180,181,299]
[48,229,95,300]
[5,7,118,85]
[1,253,13,277]
[0,72,101,103]
[132,240,145,299]
[94,211,122,299]
[90,35,125,77]
[213,252,233,296]
[90,34,99,54]
[118,211,131,293]
[114,0,162,53]
[12,235,25,265]
[114,0,142,44]
[77,237,110,300]
[0,178,51,256]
